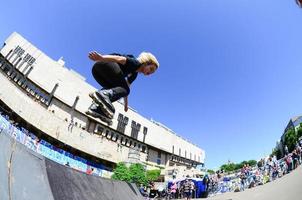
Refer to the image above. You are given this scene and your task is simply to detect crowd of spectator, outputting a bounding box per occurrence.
[140,178,202,200]
[0,112,111,177]
[204,143,302,197]
[139,143,302,199]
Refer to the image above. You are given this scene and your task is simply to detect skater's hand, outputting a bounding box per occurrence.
[88,51,104,62]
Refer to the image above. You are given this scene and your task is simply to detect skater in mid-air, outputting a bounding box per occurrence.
[296,0,302,7]
[86,51,159,124]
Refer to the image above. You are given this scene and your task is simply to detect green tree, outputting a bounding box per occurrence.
[207,169,215,175]
[247,160,257,167]
[220,163,236,172]
[111,162,131,182]
[220,160,257,173]
[297,123,302,139]
[284,128,298,152]
[236,161,248,170]
[146,169,161,182]
[129,163,147,185]
[271,148,282,160]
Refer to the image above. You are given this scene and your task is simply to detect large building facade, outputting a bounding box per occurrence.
[0,32,205,179]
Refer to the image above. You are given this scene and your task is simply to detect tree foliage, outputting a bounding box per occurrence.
[271,148,282,160]
[111,162,131,182]
[220,163,237,172]
[146,169,161,182]
[220,160,257,173]
[207,169,215,175]
[246,160,257,167]
[112,163,159,186]
[297,123,302,139]
[284,128,298,152]
[129,163,148,185]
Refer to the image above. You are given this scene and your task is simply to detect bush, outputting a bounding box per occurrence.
[112,163,148,185]
[146,169,161,182]
[111,162,131,182]
[129,163,148,185]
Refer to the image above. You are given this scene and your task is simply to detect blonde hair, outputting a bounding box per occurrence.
[137,52,159,69]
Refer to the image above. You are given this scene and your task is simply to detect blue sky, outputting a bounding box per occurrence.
[1,0,302,169]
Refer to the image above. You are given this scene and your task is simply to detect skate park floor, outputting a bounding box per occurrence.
[205,166,302,200]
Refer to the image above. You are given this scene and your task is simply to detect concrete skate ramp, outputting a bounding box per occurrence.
[0,130,54,200]
[0,131,142,200]
[46,159,141,200]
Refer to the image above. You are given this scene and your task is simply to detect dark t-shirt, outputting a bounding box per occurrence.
[110,53,141,84]
[183,182,191,193]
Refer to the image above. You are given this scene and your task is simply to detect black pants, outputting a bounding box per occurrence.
[92,61,130,102]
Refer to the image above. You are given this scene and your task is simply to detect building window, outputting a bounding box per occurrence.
[157,158,161,165]
[157,151,161,165]
[117,113,128,133]
[106,131,112,139]
[131,120,141,139]
[95,125,104,135]
[190,153,192,160]
[143,127,148,143]
[28,57,36,66]
[179,148,181,156]
[105,130,110,137]
[172,145,174,154]
[185,151,187,158]
[5,49,13,59]
[14,45,25,57]
[165,154,168,165]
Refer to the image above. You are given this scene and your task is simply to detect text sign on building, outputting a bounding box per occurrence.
[13,45,36,66]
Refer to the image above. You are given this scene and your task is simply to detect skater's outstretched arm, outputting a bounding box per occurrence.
[88,51,126,64]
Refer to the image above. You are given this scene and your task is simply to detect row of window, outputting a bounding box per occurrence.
[172,145,201,163]
[95,124,147,153]
[117,112,202,163]
[170,155,198,167]
[0,57,51,106]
